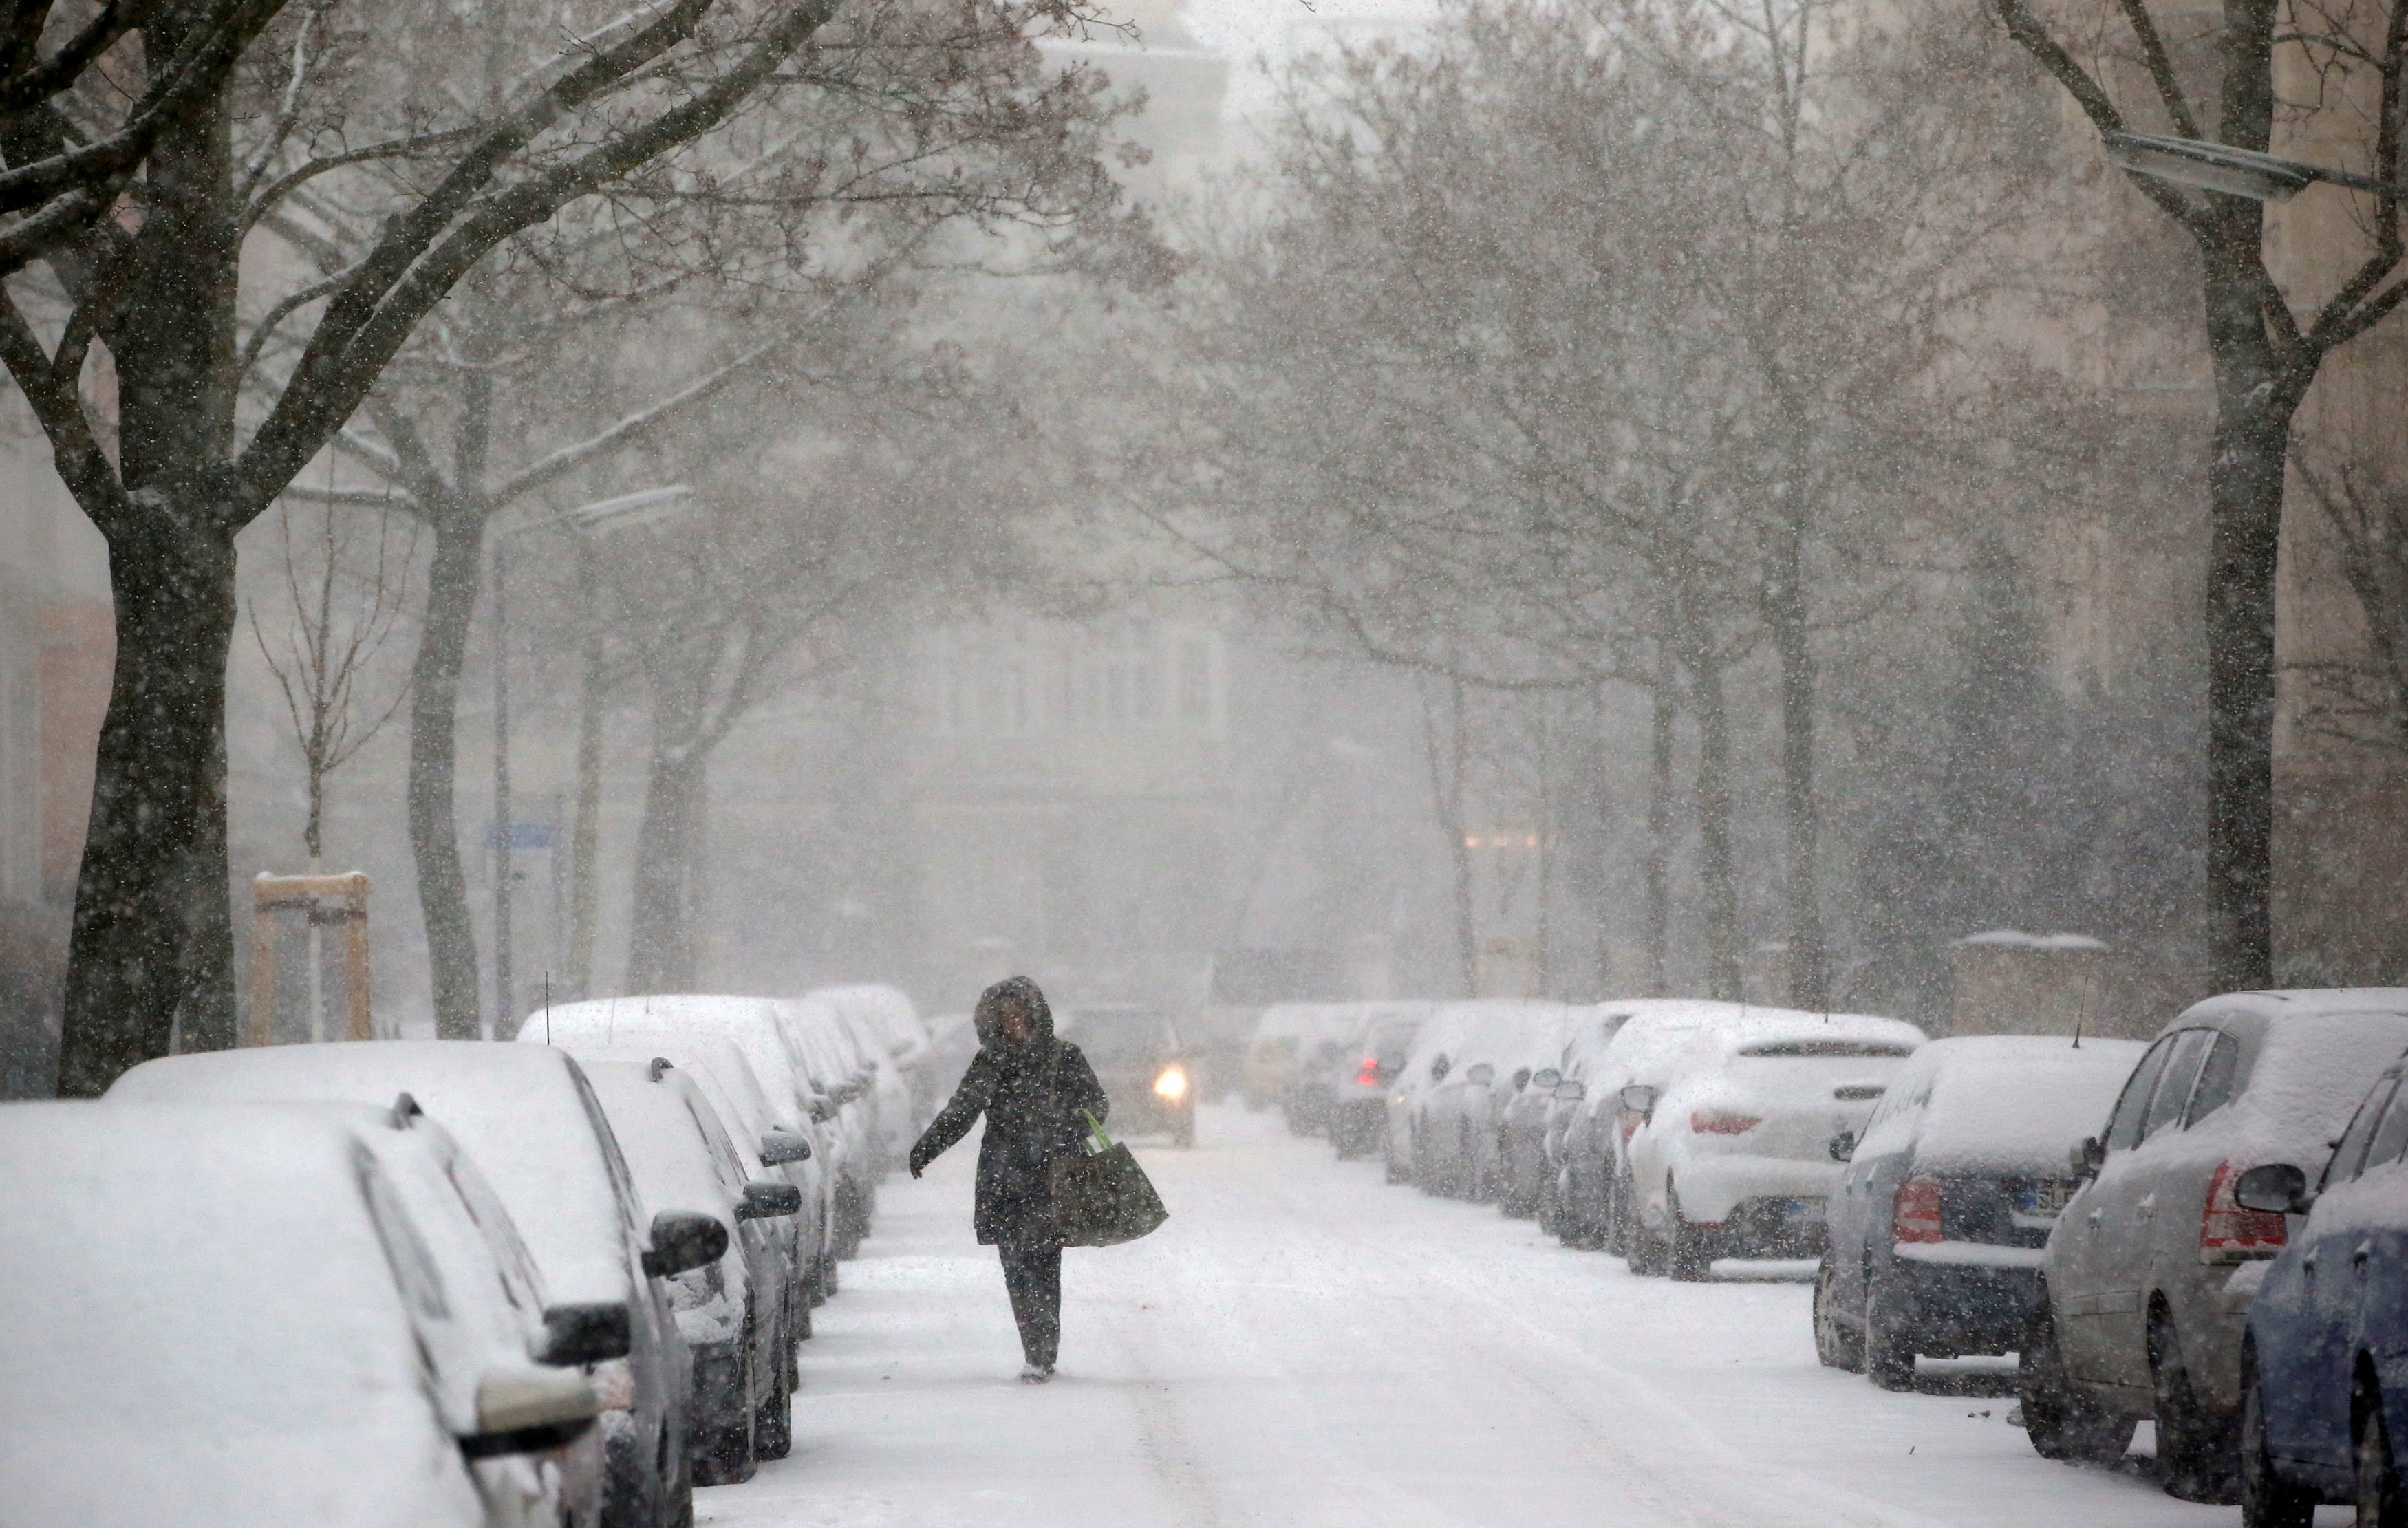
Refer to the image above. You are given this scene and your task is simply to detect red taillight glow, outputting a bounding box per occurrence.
[1690,1110,1761,1135]
[1893,1178,1942,1244]
[1356,1057,1381,1086]
[2201,1161,2287,1256]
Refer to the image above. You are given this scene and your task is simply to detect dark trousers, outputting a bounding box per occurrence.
[998,1238,1062,1368]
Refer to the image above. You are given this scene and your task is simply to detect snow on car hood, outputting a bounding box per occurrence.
[1,1408,484,1528]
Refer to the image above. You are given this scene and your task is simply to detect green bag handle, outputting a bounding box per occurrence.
[1082,1109,1113,1154]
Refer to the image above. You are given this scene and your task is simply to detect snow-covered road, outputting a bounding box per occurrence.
[702,1104,2316,1528]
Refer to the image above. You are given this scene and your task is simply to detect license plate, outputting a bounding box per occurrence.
[2019,1181,2072,1216]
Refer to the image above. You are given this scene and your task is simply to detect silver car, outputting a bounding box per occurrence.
[2024,987,2408,1503]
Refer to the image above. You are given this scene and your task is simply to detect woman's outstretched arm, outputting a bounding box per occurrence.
[908,1055,994,1177]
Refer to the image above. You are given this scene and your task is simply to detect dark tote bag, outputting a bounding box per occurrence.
[1048,1110,1168,1247]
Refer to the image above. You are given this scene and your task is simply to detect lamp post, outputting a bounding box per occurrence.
[2101,130,2408,202]
[488,484,696,1037]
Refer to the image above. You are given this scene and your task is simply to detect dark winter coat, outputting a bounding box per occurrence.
[908,978,1108,1247]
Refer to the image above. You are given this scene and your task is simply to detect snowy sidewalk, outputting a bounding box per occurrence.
[700,1104,2299,1528]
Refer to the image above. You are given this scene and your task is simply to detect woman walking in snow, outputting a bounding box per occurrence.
[907,976,1107,1383]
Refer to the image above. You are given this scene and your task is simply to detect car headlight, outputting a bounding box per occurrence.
[1154,1066,1188,1101]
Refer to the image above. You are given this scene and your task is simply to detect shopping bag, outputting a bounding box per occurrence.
[1048,1110,1168,1247]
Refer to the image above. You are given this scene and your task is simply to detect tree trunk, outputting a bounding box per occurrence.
[56,513,239,1095]
[567,549,606,1000]
[1764,539,1829,1009]
[1688,649,1742,1001]
[407,506,487,1038]
[2200,264,2292,994]
[1445,680,1478,996]
[1644,652,1675,998]
[626,743,707,993]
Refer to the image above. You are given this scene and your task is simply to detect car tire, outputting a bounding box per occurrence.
[2020,1306,2128,1463]
[1864,1276,1915,1391]
[754,1373,793,1461]
[1667,1187,1713,1282]
[1606,1170,1635,1258]
[2239,1357,2315,1528]
[2153,1315,2240,1504]
[2358,1384,2406,1528]
[1813,1256,1864,1373]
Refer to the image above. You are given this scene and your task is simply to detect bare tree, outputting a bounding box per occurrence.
[2,0,967,1094]
[247,499,414,863]
[1990,0,2408,991]
[2294,451,2408,755]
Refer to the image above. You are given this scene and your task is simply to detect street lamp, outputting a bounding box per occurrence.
[488,484,696,1038]
[2102,130,2408,202]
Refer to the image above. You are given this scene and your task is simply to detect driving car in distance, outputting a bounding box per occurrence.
[1814,1034,2144,1388]
[1059,1004,1195,1146]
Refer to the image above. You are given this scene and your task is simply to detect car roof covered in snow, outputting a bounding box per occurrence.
[0,1101,488,1528]
[581,1062,749,1232]
[535,1030,782,1159]
[526,995,812,1117]
[806,983,928,1057]
[109,1041,640,1305]
[1860,1034,2148,1172]
[1707,1009,1927,1058]
[776,993,869,1081]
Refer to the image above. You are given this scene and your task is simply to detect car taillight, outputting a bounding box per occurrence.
[1356,1057,1381,1086]
[2201,1160,2286,1258]
[1690,1110,1761,1135]
[1893,1178,1942,1243]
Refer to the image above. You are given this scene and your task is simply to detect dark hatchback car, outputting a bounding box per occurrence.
[2239,1045,2408,1526]
[1058,1005,1195,1148]
[1816,1034,2142,1389]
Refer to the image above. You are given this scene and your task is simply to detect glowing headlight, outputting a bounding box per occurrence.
[1154,1066,1189,1101]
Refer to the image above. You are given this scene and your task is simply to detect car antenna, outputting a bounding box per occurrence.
[2071,972,2092,1049]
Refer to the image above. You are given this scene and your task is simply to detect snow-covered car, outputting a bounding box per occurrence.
[1058,1004,1194,1146]
[1502,1005,1633,1220]
[1384,1002,1482,1183]
[1550,1001,1741,1251]
[583,1060,801,1485]
[0,1100,600,1528]
[522,1025,819,1339]
[797,989,916,1174]
[108,1042,716,1528]
[1244,1002,1341,1110]
[2239,1040,2408,1525]
[2022,988,2408,1503]
[1624,1009,1925,1280]
[810,983,936,1126]
[1813,1035,2144,1388]
[922,1011,979,1104]
[1415,1000,1575,1200]
[775,996,885,1256]
[522,996,862,1289]
[1310,1002,1429,1159]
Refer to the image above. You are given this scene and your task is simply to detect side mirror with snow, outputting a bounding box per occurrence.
[738,1181,804,1220]
[1430,1055,1452,1082]
[2070,1136,2106,1179]
[1620,1084,1658,1116]
[536,1302,632,1367]
[641,1210,727,1280]
[2234,1162,2313,1216]
[1829,1130,1857,1163]
[1554,1079,1586,1103]
[759,1130,812,1166]
[460,1367,600,1459]
[1465,1062,1496,1087]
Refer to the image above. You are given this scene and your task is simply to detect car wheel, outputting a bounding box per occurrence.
[2153,1314,2240,1504]
[2020,1305,2128,1463]
[1813,1256,1864,1373]
[1667,1187,1712,1282]
[2358,1384,2405,1528]
[1864,1275,1915,1391]
[2239,1356,2314,1528]
[754,1372,793,1461]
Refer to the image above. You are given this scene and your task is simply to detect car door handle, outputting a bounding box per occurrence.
[2136,1193,2156,1220]
[2356,1242,2374,1269]
[2087,1208,2105,1231]
[2303,1252,2319,1276]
